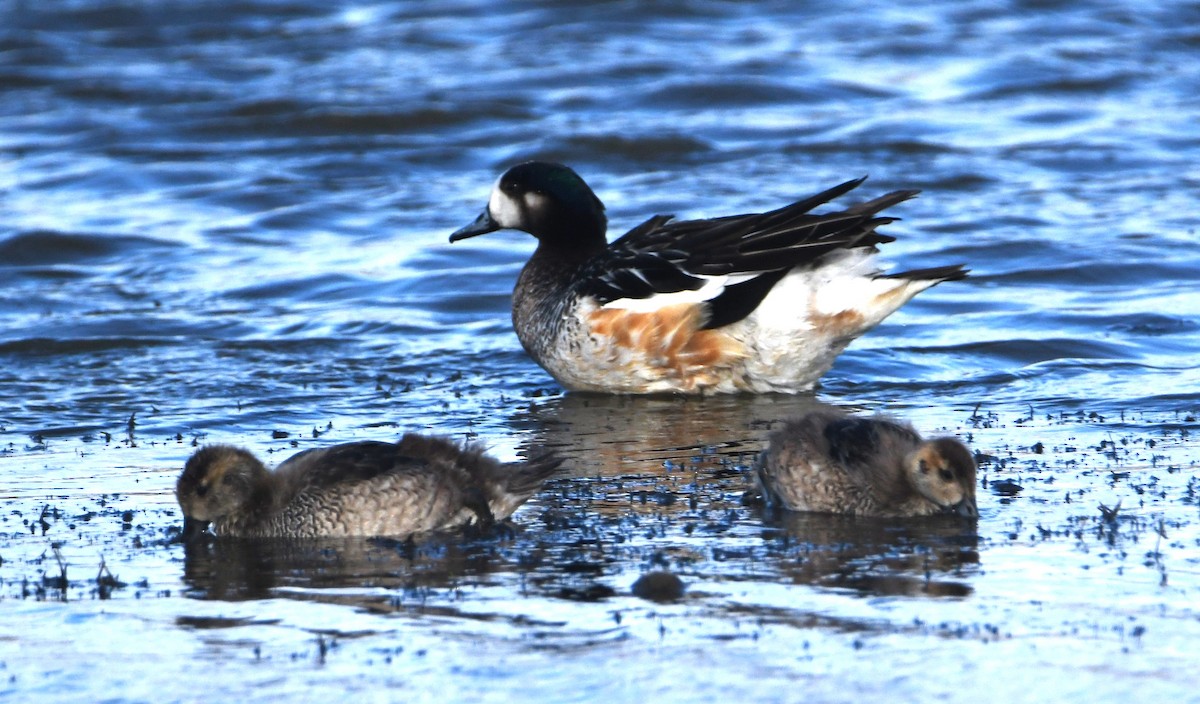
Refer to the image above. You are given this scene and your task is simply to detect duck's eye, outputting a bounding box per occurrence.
[938,468,955,482]
[195,484,209,497]
[918,459,928,473]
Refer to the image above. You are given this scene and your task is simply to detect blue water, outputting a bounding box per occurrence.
[2,0,1199,700]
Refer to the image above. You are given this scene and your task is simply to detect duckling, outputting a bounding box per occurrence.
[755,405,977,518]
[176,434,561,539]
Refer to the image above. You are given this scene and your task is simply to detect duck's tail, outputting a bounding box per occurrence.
[883,263,969,283]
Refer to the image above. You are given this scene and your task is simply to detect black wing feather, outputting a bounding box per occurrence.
[823,417,922,469]
[704,269,788,330]
[575,178,918,309]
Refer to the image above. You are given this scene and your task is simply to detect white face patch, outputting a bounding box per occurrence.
[488,177,524,229]
[522,190,549,214]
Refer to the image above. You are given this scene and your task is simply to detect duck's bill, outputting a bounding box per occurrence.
[180,516,212,542]
[449,208,501,242]
[953,497,979,519]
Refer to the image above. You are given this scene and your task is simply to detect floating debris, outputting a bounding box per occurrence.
[1098,501,1122,524]
[990,479,1023,497]
[631,571,685,603]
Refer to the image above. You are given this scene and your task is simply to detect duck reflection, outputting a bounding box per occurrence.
[180,531,518,605]
[514,392,827,477]
[756,510,980,598]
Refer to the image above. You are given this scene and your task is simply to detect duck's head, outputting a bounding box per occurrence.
[905,438,978,518]
[176,445,268,540]
[449,161,607,246]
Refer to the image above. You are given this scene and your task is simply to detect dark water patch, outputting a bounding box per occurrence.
[1016,107,1097,127]
[0,336,177,356]
[410,291,514,320]
[1103,314,1197,337]
[999,140,1173,176]
[641,78,892,110]
[208,100,536,139]
[900,171,997,193]
[330,320,435,340]
[58,79,171,106]
[901,337,1130,367]
[797,136,958,158]
[0,266,93,285]
[969,67,1139,101]
[0,309,237,348]
[225,273,368,304]
[524,134,715,168]
[985,261,1200,288]
[0,230,182,266]
[0,69,53,91]
[8,0,330,37]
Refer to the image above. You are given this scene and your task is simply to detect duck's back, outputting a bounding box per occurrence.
[240,436,555,538]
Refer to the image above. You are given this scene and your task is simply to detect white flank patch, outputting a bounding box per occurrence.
[601,273,756,312]
[746,250,872,331]
[749,248,936,333]
[488,177,523,229]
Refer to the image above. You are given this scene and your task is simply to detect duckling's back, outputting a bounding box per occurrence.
[254,435,558,538]
[757,407,873,514]
[757,406,953,517]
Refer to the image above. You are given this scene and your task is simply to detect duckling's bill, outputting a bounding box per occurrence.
[180,516,210,543]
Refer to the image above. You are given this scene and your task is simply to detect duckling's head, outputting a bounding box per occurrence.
[905,438,978,518]
[449,161,607,245]
[176,445,269,539]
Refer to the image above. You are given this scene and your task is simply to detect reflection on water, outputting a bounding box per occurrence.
[181,533,518,604]
[517,392,831,474]
[758,511,979,598]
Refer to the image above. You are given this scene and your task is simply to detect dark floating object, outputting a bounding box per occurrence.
[1098,501,1122,523]
[556,584,617,602]
[990,479,1024,496]
[631,571,686,602]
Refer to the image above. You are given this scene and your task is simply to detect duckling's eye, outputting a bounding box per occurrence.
[938,468,955,482]
[918,459,928,473]
[195,484,209,497]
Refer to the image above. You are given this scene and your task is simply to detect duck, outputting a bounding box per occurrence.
[175,434,561,540]
[449,161,966,394]
[755,404,978,518]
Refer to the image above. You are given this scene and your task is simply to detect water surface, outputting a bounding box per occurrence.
[2,0,1199,701]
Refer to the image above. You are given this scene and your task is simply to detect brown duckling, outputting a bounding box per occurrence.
[756,405,977,518]
[176,434,561,539]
